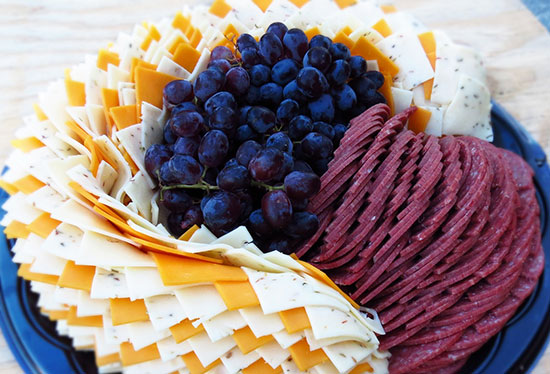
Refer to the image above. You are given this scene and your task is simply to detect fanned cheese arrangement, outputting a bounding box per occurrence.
[0,0,543,374]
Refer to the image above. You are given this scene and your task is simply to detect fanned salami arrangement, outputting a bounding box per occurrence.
[0,1,545,374]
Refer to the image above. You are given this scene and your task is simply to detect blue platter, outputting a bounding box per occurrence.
[0,102,548,374]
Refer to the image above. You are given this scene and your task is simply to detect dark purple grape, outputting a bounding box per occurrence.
[309,34,332,50]
[235,125,257,143]
[348,103,368,119]
[240,48,262,67]
[296,67,329,99]
[313,122,335,140]
[284,171,321,200]
[245,85,261,105]
[293,160,313,173]
[161,189,192,212]
[180,205,203,232]
[259,32,284,66]
[326,59,350,86]
[261,190,292,229]
[349,76,377,102]
[247,106,276,133]
[349,55,367,79]
[276,99,299,125]
[266,237,294,254]
[198,130,229,167]
[174,136,200,157]
[237,34,258,52]
[211,45,234,61]
[364,90,387,107]
[307,94,335,122]
[235,190,254,221]
[301,132,333,159]
[168,155,202,185]
[194,69,225,102]
[209,106,238,135]
[225,158,239,168]
[365,71,384,89]
[170,111,204,137]
[248,209,272,237]
[273,152,294,181]
[208,59,232,74]
[266,22,288,42]
[283,80,307,104]
[303,47,332,73]
[311,157,330,175]
[283,28,308,61]
[329,42,351,61]
[248,148,284,182]
[271,59,300,86]
[160,162,177,184]
[333,123,347,145]
[217,165,250,191]
[290,197,308,211]
[239,106,253,123]
[236,140,262,168]
[172,101,199,115]
[163,80,194,108]
[163,123,177,144]
[203,167,219,185]
[201,191,241,236]
[288,115,313,140]
[249,64,271,86]
[266,132,293,154]
[167,212,186,237]
[331,84,357,112]
[204,91,236,115]
[225,67,250,96]
[145,144,172,179]
[259,83,283,108]
[286,212,319,239]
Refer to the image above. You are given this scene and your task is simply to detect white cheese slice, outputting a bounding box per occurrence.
[220,346,260,374]
[127,320,171,350]
[125,267,182,300]
[442,74,492,141]
[255,340,290,369]
[123,171,155,221]
[86,104,108,136]
[376,33,434,90]
[53,286,80,305]
[55,131,92,160]
[420,105,445,137]
[140,102,164,152]
[47,155,91,203]
[189,48,211,83]
[202,310,247,342]
[27,145,75,190]
[124,357,185,374]
[122,88,137,106]
[323,341,373,373]
[96,161,118,195]
[102,313,131,345]
[144,294,187,331]
[156,336,193,362]
[305,306,372,342]
[30,251,67,276]
[258,0,299,29]
[188,332,236,367]
[94,329,120,357]
[2,192,43,224]
[42,223,82,261]
[76,291,109,317]
[38,80,73,137]
[66,106,95,137]
[107,64,131,90]
[175,285,227,322]
[391,87,414,115]
[85,66,108,105]
[94,135,132,197]
[239,306,284,338]
[384,12,428,34]
[90,268,131,299]
[116,124,156,189]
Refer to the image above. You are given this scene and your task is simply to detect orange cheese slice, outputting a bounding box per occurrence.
[97,49,120,71]
[26,212,61,239]
[96,352,120,367]
[305,27,321,41]
[152,252,248,286]
[407,106,432,134]
[172,12,191,35]
[279,308,311,334]
[242,359,282,374]
[252,0,273,12]
[181,352,220,374]
[67,306,103,327]
[333,30,354,49]
[288,339,329,371]
[288,0,309,7]
[418,31,436,55]
[12,175,45,195]
[341,25,353,36]
[372,18,392,38]
[110,298,149,325]
[209,0,232,18]
[0,179,18,195]
[381,4,397,13]
[189,28,203,49]
[334,0,357,8]
[33,103,48,121]
[379,73,395,116]
[168,35,187,55]
[233,326,274,354]
[65,120,90,143]
[173,43,202,73]
[101,87,120,131]
[135,67,180,112]
[130,58,158,83]
[65,78,86,106]
[4,220,30,239]
[84,137,102,176]
[214,281,260,310]
[351,37,399,78]
[350,362,374,373]
[42,309,69,321]
[110,105,138,131]
[120,342,160,366]
[10,137,44,153]
[18,263,59,285]
[170,319,205,343]
[58,261,96,292]
[178,224,199,241]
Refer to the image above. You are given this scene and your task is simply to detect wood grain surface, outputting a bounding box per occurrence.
[0,0,549,373]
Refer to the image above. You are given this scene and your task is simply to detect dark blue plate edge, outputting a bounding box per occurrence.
[0,102,548,374]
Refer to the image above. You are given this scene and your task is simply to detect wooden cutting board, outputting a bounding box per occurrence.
[0,0,549,373]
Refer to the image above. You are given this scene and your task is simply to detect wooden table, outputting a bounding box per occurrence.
[0,0,549,373]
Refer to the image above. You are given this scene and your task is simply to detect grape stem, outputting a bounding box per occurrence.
[250,180,284,191]
[162,182,220,192]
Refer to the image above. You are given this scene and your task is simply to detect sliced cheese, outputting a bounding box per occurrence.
[110,298,149,326]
